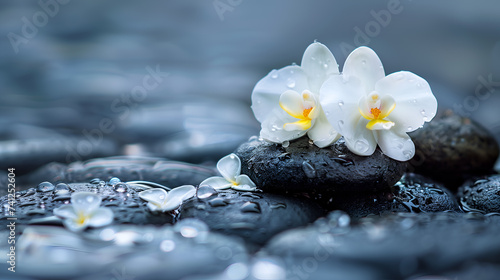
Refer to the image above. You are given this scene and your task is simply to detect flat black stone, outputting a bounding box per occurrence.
[234,136,406,199]
[266,212,500,279]
[409,111,499,189]
[18,156,217,193]
[180,188,326,246]
[458,174,500,213]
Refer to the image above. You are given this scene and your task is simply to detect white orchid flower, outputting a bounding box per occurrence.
[200,153,256,191]
[139,185,196,212]
[320,46,437,161]
[53,192,114,232]
[251,42,341,148]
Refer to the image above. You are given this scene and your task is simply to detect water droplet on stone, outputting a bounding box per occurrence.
[248,136,259,142]
[114,183,128,193]
[108,177,121,186]
[54,183,70,195]
[209,197,228,207]
[240,201,261,213]
[286,78,295,89]
[308,139,314,145]
[174,218,208,238]
[160,239,176,252]
[90,178,101,184]
[282,141,290,148]
[270,203,287,209]
[354,140,370,153]
[197,185,218,199]
[302,161,316,178]
[37,182,54,193]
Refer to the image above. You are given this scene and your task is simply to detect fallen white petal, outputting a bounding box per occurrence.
[217,153,241,182]
[200,176,233,190]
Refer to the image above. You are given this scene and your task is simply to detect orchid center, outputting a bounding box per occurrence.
[359,92,396,130]
[76,212,87,226]
[279,90,319,131]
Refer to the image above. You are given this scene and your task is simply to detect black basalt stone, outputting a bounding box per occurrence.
[458,174,500,213]
[234,136,406,197]
[180,188,326,246]
[409,111,499,188]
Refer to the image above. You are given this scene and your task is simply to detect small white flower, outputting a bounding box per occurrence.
[251,42,341,148]
[320,46,438,161]
[139,185,196,212]
[53,192,114,232]
[200,153,257,191]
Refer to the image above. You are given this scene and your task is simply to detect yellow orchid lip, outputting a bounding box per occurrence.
[279,90,318,131]
[359,92,396,130]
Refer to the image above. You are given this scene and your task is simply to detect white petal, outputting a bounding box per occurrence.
[344,117,377,156]
[375,71,437,133]
[199,176,232,190]
[343,46,385,93]
[167,185,196,202]
[160,185,197,211]
[62,218,88,232]
[139,188,168,208]
[53,205,77,220]
[260,109,308,143]
[375,129,415,161]
[320,75,366,137]
[70,192,102,215]
[301,42,339,93]
[251,66,309,123]
[234,175,257,191]
[307,110,340,148]
[279,90,305,118]
[217,153,241,182]
[88,208,114,227]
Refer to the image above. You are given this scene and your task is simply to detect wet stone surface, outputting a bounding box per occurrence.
[14,221,249,280]
[0,180,176,231]
[180,188,326,246]
[235,136,406,200]
[265,211,500,280]
[327,173,461,219]
[410,111,499,188]
[17,156,217,193]
[458,174,500,213]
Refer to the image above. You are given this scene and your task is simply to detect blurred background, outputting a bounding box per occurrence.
[1,0,500,174]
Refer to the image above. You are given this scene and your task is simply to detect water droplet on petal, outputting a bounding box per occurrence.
[159,195,165,200]
[420,110,426,116]
[407,126,413,131]
[412,99,417,104]
[282,141,290,148]
[403,150,413,160]
[37,182,54,193]
[323,63,328,69]
[286,78,296,89]
[270,69,278,79]
[114,183,128,193]
[337,120,344,133]
[302,161,316,178]
[55,183,70,195]
[108,177,121,186]
[396,73,404,80]
[354,140,370,153]
[240,201,261,213]
[416,82,423,88]
[196,185,218,199]
[361,60,367,65]
[338,100,344,108]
